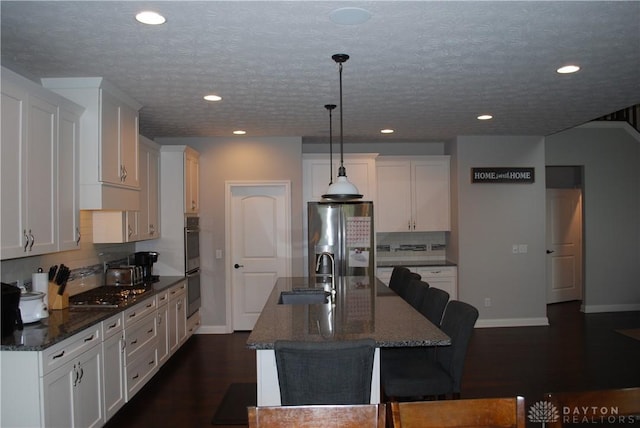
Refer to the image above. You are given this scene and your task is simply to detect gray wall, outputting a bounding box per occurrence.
[545,123,640,312]
[449,136,548,326]
[155,136,303,327]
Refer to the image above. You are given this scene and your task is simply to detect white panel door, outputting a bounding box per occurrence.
[546,188,583,303]
[229,182,291,330]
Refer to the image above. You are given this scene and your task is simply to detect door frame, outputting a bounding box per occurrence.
[224,180,292,332]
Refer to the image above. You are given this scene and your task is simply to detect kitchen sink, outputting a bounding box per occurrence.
[278,289,330,305]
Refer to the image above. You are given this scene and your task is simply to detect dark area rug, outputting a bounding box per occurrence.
[212,383,257,425]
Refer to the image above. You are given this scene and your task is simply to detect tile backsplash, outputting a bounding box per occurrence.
[376,231,446,262]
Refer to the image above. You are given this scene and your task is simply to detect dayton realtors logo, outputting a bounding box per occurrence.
[528,401,640,426]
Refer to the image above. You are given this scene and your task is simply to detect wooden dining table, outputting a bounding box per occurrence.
[247,276,451,405]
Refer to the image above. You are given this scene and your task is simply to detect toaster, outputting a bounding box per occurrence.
[105,266,142,285]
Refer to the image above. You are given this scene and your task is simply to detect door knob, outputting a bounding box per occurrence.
[234,264,244,269]
[546,250,555,254]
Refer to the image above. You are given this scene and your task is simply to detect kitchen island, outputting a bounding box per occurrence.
[247,276,450,405]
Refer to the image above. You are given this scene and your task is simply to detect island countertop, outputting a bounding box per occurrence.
[246,276,450,350]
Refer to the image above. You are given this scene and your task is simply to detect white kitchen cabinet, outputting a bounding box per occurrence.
[123,297,159,400]
[168,281,188,355]
[42,77,142,210]
[138,136,161,239]
[101,314,125,422]
[302,153,378,202]
[187,310,201,338]
[91,210,139,243]
[42,343,103,428]
[156,290,170,366]
[414,266,458,300]
[1,67,83,260]
[185,146,200,214]
[376,156,450,232]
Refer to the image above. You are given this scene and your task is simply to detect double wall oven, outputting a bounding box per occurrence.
[184,216,201,317]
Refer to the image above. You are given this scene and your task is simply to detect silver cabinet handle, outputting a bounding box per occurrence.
[23,230,29,252]
[28,230,34,250]
[128,225,133,237]
[76,227,81,245]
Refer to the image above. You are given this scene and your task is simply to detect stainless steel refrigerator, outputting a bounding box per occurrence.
[308,201,375,282]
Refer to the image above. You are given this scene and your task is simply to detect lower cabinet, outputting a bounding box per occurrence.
[42,344,103,428]
[0,281,192,428]
[376,265,458,299]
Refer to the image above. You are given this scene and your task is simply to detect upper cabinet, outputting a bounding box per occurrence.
[92,136,160,243]
[1,67,83,260]
[184,147,199,214]
[302,153,378,202]
[376,156,450,232]
[42,77,142,210]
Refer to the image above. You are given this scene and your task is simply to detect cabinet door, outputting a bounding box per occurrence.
[412,158,450,231]
[58,106,81,251]
[304,156,377,202]
[25,94,58,255]
[120,103,139,188]
[157,303,170,366]
[100,90,122,185]
[168,291,187,354]
[185,149,199,214]
[102,332,125,421]
[1,79,27,258]
[74,345,103,428]
[42,359,75,428]
[376,161,412,232]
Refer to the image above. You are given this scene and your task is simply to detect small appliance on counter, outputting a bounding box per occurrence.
[1,283,23,337]
[19,291,48,323]
[105,266,143,285]
[134,251,159,282]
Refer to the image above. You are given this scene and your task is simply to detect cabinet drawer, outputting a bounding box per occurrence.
[187,311,201,336]
[123,296,157,327]
[414,266,457,278]
[125,346,157,400]
[124,311,157,362]
[41,325,101,375]
[102,313,124,340]
[156,289,169,307]
[168,281,187,300]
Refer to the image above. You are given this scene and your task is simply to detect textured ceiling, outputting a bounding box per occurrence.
[2,1,639,143]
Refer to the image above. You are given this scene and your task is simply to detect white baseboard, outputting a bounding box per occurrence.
[475,317,549,328]
[194,325,232,334]
[581,303,640,313]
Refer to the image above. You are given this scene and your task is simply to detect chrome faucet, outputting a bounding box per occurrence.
[315,252,336,303]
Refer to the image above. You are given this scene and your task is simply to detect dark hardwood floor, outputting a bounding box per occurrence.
[105,301,640,428]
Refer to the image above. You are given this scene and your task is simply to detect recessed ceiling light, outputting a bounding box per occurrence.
[135,11,166,25]
[477,114,493,120]
[329,7,372,25]
[556,65,580,74]
[380,129,394,134]
[203,94,222,102]
[233,130,246,135]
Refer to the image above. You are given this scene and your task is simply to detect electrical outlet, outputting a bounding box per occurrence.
[215,249,223,259]
[518,244,528,254]
[484,298,491,307]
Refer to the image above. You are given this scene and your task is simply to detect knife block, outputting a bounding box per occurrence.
[48,282,69,310]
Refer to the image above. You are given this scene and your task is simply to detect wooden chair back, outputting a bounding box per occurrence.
[247,403,386,428]
[389,396,526,428]
[544,387,640,428]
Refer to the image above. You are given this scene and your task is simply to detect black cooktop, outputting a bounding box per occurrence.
[70,285,152,308]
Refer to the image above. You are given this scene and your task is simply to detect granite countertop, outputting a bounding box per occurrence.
[246,277,450,350]
[376,259,457,268]
[1,276,185,351]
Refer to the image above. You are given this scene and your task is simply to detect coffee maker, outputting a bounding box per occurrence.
[134,251,159,282]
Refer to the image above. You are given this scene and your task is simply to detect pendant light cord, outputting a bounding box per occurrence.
[338,61,346,176]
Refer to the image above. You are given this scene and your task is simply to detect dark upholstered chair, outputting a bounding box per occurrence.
[274,339,376,405]
[396,272,422,301]
[248,404,386,428]
[403,279,429,310]
[544,387,640,428]
[417,287,450,326]
[389,396,526,428]
[382,301,479,400]
[388,266,412,295]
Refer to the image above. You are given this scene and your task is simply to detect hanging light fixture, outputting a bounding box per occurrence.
[322,53,363,200]
[324,104,336,186]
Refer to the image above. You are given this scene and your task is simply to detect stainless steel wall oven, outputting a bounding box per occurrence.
[184,216,201,317]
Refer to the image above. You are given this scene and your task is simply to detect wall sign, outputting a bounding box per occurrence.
[472,167,535,183]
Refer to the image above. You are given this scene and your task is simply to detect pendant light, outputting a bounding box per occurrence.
[324,104,336,185]
[322,53,363,200]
